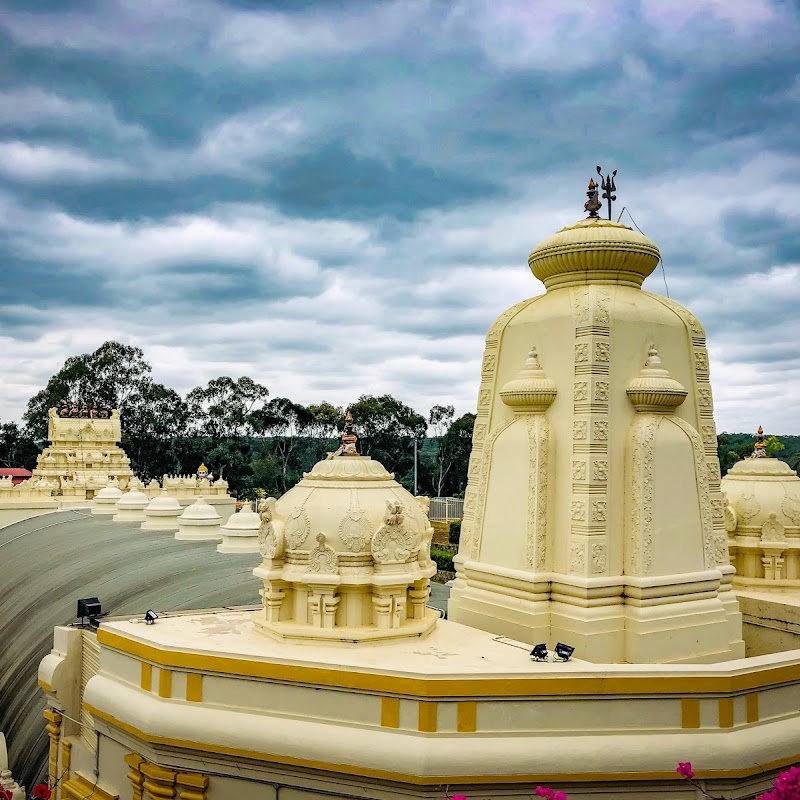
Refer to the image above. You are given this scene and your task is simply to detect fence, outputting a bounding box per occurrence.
[428,497,464,522]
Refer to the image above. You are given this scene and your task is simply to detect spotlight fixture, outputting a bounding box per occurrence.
[554,642,575,662]
[144,610,159,625]
[530,643,549,662]
[77,597,102,625]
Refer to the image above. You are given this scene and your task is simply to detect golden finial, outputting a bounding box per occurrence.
[335,410,359,456]
[752,425,767,458]
[584,177,601,219]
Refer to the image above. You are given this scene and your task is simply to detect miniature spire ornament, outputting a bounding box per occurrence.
[597,165,617,221]
[752,425,768,458]
[333,411,359,457]
[584,177,601,218]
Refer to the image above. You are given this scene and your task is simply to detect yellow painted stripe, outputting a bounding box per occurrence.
[186,672,203,703]
[418,701,438,733]
[746,693,759,723]
[719,697,734,728]
[158,668,172,699]
[681,698,700,729]
[140,663,152,692]
[381,697,400,728]
[457,701,477,732]
[38,679,54,693]
[83,702,800,786]
[96,627,800,699]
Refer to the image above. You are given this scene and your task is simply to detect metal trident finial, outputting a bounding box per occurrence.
[596,165,617,221]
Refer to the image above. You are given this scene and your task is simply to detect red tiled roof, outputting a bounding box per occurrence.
[0,468,32,477]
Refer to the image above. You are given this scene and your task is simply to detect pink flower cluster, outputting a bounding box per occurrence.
[676,762,695,779]
[759,766,800,800]
[535,786,567,800]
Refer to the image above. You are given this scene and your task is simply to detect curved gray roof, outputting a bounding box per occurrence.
[0,510,261,790]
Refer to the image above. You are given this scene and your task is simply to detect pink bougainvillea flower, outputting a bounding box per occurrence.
[32,785,52,800]
[535,787,565,800]
[676,762,695,779]
[451,795,467,800]
[0,787,12,800]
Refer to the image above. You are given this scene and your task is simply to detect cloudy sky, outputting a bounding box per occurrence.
[1,0,798,433]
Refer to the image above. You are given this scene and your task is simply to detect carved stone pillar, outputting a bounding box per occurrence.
[141,762,177,800]
[124,754,146,800]
[408,585,430,620]
[44,709,63,786]
[176,773,208,800]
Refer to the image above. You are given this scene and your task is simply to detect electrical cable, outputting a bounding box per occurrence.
[616,205,670,298]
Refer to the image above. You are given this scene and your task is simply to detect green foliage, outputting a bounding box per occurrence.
[430,546,454,573]
[448,519,461,545]
[0,421,39,470]
[765,435,785,455]
[348,394,427,490]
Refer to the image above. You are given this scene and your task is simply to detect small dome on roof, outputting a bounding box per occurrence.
[116,488,149,509]
[179,495,221,521]
[146,490,181,512]
[222,501,260,530]
[95,486,123,500]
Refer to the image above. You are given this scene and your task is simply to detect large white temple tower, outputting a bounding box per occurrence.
[449,177,744,663]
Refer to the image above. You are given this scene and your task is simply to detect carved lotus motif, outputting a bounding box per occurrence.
[782,494,800,525]
[285,507,310,549]
[308,532,339,575]
[736,494,760,523]
[339,509,371,552]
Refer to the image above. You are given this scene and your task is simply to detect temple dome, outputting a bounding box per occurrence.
[145,490,181,512]
[499,346,557,411]
[253,446,438,642]
[722,456,800,534]
[115,488,148,509]
[528,217,660,289]
[626,345,688,412]
[179,496,221,521]
[222,501,260,530]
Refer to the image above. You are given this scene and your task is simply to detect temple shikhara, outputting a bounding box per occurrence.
[0,174,796,800]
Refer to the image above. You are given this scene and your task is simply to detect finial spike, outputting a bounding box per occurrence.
[596,165,618,220]
[752,425,767,458]
[584,178,601,218]
[334,409,359,456]
[525,345,541,370]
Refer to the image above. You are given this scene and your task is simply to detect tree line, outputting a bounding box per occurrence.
[0,341,474,499]
[1,341,797,499]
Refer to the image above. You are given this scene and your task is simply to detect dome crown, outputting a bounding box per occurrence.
[626,345,688,412]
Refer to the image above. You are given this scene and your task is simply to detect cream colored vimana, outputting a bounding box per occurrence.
[449,177,744,663]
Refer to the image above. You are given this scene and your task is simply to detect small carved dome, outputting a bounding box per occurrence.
[626,345,688,412]
[94,486,123,500]
[499,346,557,411]
[116,488,149,509]
[222,501,260,530]
[253,450,438,643]
[145,489,181,512]
[722,455,800,533]
[528,218,660,289]
[179,495,221,521]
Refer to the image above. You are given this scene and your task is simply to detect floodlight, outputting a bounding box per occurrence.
[144,610,159,625]
[554,642,575,662]
[77,597,102,621]
[530,643,549,661]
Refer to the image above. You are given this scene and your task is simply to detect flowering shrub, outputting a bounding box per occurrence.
[677,761,800,800]
[535,786,566,800]
[32,786,51,800]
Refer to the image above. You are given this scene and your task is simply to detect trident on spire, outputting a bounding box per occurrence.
[596,165,617,221]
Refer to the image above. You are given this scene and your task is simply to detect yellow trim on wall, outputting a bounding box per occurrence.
[140,663,152,692]
[719,697,734,729]
[96,628,800,699]
[418,701,438,732]
[38,679,54,693]
[746,693,759,723]
[158,668,172,699]
[681,698,700,729]
[457,701,477,732]
[381,697,400,728]
[84,702,800,786]
[186,673,203,703]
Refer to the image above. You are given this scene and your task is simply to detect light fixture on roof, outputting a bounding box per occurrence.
[554,642,575,662]
[77,597,102,628]
[144,609,159,625]
[530,643,549,662]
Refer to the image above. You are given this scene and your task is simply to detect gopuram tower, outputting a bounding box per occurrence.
[449,174,744,663]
